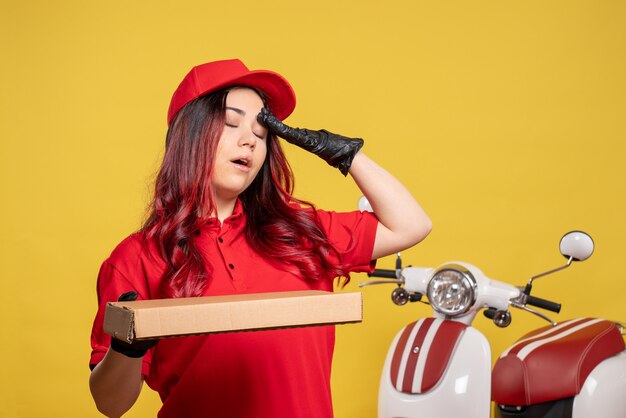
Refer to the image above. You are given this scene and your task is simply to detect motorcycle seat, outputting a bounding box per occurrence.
[492,317,625,406]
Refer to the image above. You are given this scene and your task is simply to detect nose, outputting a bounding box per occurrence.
[238,128,257,150]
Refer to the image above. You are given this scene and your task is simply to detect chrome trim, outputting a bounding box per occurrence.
[427,263,478,317]
[510,301,556,326]
[527,256,573,288]
[358,279,404,287]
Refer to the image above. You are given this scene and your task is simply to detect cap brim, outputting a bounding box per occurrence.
[227,70,296,121]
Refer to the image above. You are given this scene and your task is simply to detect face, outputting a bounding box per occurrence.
[212,87,268,204]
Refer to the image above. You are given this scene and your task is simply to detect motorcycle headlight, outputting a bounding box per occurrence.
[427,264,477,317]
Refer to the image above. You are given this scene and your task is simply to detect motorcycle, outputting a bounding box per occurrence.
[359,231,626,418]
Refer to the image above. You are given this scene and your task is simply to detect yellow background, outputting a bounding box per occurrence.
[1,1,625,417]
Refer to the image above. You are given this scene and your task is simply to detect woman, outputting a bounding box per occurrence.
[89,59,431,418]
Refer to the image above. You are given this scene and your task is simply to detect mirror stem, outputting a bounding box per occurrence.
[395,252,402,276]
[524,256,573,295]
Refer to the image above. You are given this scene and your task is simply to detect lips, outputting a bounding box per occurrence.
[230,155,252,171]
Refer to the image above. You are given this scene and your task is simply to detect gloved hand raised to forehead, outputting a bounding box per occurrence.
[258,108,364,176]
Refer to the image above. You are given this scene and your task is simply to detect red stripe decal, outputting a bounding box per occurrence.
[506,318,591,357]
[390,321,418,388]
[401,318,434,393]
[421,321,468,392]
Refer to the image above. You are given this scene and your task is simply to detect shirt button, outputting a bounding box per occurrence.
[218,237,224,243]
[228,263,234,269]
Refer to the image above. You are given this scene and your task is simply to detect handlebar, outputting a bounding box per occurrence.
[368,269,397,279]
[525,295,562,313]
[365,264,562,325]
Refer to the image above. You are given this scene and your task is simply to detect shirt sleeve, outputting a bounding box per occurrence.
[315,209,379,274]
[89,237,154,377]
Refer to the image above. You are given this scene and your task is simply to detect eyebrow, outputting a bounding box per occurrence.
[225,106,245,116]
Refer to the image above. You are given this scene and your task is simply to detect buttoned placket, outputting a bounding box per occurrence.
[214,213,246,291]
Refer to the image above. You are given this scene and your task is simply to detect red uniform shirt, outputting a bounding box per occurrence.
[90,202,378,418]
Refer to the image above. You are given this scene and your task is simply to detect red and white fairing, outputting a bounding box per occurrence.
[379,318,491,418]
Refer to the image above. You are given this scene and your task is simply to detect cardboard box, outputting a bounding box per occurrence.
[104,290,362,343]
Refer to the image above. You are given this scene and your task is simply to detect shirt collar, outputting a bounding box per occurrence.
[223,199,244,224]
[202,199,245,229]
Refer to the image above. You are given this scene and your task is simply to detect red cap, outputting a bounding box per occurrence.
[167,59,296,125]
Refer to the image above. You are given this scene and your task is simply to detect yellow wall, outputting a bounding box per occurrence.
[1,1,625,417]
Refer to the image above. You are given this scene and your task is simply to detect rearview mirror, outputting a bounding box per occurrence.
[560,231,594,261]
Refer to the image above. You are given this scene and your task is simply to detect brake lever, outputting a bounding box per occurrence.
[510,301,557,326]
[358,279,404,287]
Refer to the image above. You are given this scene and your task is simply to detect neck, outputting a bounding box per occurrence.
[213,197,237,223]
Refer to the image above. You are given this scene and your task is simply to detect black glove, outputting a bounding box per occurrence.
[110,291,158,358]
[258,108,364,176]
